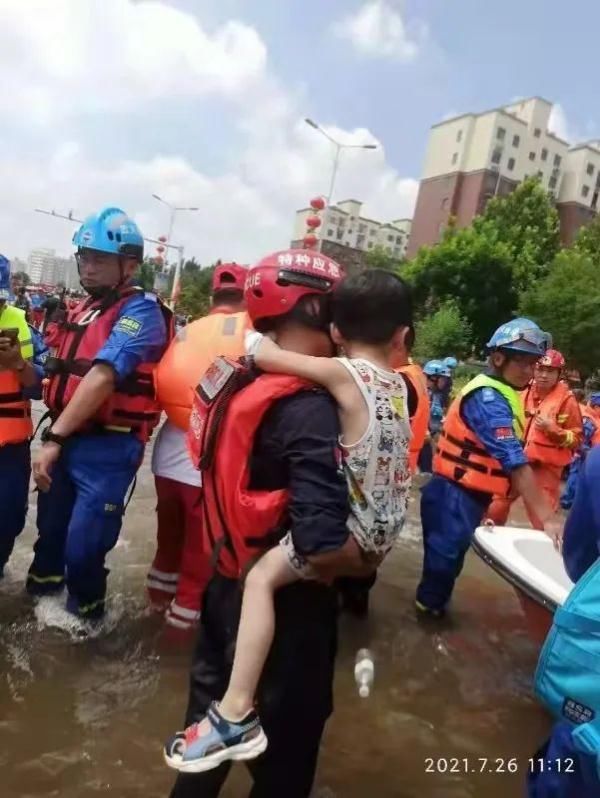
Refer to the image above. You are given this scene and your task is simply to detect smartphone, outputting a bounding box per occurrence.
[0,328,19,346]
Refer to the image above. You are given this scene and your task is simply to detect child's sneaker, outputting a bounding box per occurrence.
[164,702,268,773]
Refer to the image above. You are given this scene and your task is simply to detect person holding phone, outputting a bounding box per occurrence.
[0,276,40,575]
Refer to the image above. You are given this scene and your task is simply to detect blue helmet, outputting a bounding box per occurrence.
[423,359,445,377]
[590,392,600,408]
[443,356,458,370]
[73,207,144,262]
[486,317,551,357]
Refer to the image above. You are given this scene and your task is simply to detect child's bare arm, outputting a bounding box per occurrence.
[252,335,354,403]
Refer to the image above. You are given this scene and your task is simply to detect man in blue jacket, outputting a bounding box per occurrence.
[528,446,600,797]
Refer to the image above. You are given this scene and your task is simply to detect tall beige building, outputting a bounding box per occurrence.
[408,97,600,256]
[293,199,411,270]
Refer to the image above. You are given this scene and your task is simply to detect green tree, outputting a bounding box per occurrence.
[572,213,600,265]
[520,250,600,375]
[364,245,403,272]
[134,258,159,291]
[176,264,216,319]
[473,176,560,293]
[404,226,516,353]
[413,300,473,361]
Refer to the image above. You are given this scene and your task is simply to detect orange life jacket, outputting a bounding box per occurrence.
[523,382,578,468]
[187,356,309,579]
[0,305,33,446]
[434,376,523,496]
[44,287,173,443]
[155,308,248,430]
[398,362,430,473]
[0,369,32,445]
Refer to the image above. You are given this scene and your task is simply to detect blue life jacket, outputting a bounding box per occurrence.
[535,557,600,777]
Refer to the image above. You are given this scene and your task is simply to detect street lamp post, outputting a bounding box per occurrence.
[304,118,377,206]
[151,194,198,308]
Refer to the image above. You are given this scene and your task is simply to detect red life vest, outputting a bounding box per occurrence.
[187,356,309,579]
[44,286,173,443]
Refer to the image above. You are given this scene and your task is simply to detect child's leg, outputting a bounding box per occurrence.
[218,545,298,721]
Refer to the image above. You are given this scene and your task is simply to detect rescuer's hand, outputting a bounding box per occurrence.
[33,442,62,492]
[0,337,24,371]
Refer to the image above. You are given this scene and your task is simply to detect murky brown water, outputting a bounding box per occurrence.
[1,424,552,797]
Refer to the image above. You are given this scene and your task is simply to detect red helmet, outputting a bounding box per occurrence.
[244,249,345,330]
[538,349,565,369]
[212,262,248,294]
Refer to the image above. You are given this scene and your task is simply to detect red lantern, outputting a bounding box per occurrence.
[310,197,325,211]
[156,245,165,253]
[306,215,321,229]
[303,234,318,249]
[158,235,168,243]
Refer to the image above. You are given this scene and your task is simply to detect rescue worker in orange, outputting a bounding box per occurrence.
[397,333,430,474]
[148,263,248,630]
[488,349,582,529]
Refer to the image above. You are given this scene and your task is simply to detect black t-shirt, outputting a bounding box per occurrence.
[250,389,350,558]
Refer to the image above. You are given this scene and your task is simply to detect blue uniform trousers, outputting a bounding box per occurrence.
[26,432,143,617]
[528,722,600,797]
[416,475,489,612]
[0,440,31,573]
[560,459,582,511]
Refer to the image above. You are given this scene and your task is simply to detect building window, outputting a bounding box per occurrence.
[549,175,557,189]
[327,229,334,237]
[387,235,394,242]
[370,229,376,236]
[534,127,541,138]
[497,127,506,140]
[456,129,463,143]
[587,163,595,176]
[529,151,536,161]
[451,152,458,165]
[359,223,367,233]
[507,157,515,171]
[554,154,562,167]
[348,229,353,234]
[336,230,343,241]
[582,185,590,198]
[536,171,544,180]
[357,235,365,247]
[396,236,403,244]
[491,147,502,165]
[512,134,520,147]
[329,215,337,225]
[541,148,548,161]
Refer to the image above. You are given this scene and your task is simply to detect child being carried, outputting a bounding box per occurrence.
[164,269,414,773]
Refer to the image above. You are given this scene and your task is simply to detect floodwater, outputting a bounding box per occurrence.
[1,426,552,797]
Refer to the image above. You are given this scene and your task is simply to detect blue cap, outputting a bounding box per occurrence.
[423,360,445,376]
[589,392,600,407]
[73,207,144,262]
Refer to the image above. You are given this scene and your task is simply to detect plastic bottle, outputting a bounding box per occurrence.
[354,648,374,698]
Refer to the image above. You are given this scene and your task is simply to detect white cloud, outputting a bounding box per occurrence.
[333,1,424,62]
[548,104,571,142]
[0,1,418,266]
[0,0,267,120]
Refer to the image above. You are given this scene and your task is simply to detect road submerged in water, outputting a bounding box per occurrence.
[0,425,551,798]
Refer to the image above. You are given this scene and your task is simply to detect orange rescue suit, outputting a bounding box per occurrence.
[398,362,430,473]
[523,381,583,468]
[155,308,248,430]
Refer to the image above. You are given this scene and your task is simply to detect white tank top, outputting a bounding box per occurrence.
[336,358,412,555]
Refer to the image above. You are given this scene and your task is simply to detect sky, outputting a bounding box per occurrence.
[2,0,599,265]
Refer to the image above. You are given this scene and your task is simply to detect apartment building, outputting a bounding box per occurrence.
[408,97,600,256]
[292,199,411,270]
